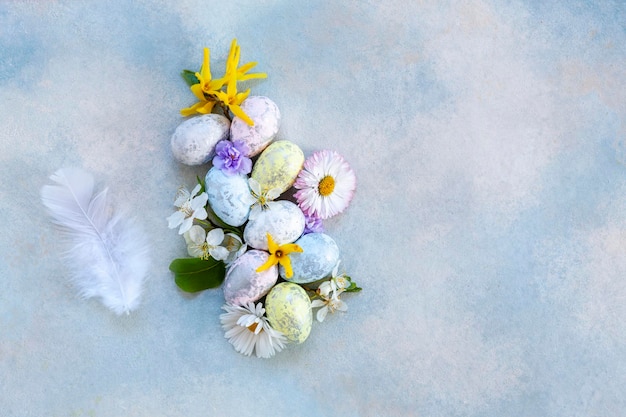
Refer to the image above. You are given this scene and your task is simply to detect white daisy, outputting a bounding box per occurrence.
[220,302,287,358]
[294,150,356,220]
[166,184,208,234]
[183,226,229,261]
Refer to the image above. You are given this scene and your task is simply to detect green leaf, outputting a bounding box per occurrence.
[181,69,200,87]
[344,280,362,293]
[169,257,226,292]
[196,175,206,193]
[206,203,243,236]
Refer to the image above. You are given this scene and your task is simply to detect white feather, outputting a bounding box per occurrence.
[41,168,149,315]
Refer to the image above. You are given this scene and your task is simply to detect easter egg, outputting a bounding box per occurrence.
[251,140,304,194]
[280,233,340,284]
[230,96,281,157]
[243,200,305,250]
[223,250,278,306]
[265,282,312,344]
[171,114,230,166]
[205,167,254,227]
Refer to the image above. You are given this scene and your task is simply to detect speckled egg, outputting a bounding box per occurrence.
[230,96,281,157]
[205,167,254,227]
[223,250,278,306]
[243,200,305,250]
[171,114,230,166]
[281,233,340,284]
[265,282,312,344]
[251,140,304,194]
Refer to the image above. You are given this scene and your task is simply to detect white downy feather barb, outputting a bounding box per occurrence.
[41,168,149,315]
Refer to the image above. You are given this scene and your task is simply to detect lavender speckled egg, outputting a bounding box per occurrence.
[223,250,278,306]
[251,140,304,194]
[171,114,230,166]
[230,96,281,157]
[244,200,305,250]
[280,233,340,284]
[205,167,254,227]
[265,282,312,344]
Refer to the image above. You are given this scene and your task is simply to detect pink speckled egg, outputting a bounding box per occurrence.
[230,96,280,157]
[223,250,278,306]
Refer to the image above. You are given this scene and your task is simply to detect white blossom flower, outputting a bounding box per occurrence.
[222,232,247,264]
[183,226,229,261]
[318,261,351,298]
[220,302,287,358]
[248,178,281,220]
[166,184,208,234]
[311,291,348,323]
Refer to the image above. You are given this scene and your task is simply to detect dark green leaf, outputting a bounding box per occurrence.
[169,257,226,292]
[181,69,200,87]
[206,203,244,236]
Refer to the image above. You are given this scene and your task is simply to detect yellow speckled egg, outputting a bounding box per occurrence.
[251,140,304,194]
[265,282,312,344]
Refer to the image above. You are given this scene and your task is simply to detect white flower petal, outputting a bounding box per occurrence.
[209,246,229,261]
[190,183,202,197]
[206,228,225,245]
[316,306,328,322]
[266,187,282,201]
[188,225,207,245]
[248,177,261,195]
[166,211,185,229]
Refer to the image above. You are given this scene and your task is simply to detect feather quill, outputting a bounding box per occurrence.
[41,168,149,315]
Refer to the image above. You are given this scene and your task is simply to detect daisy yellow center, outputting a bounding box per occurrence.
[247,322,258,333]
[318,175,335,196]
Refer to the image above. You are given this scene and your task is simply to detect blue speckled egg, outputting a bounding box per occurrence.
[280,233,340,284]
[205,167,254,227]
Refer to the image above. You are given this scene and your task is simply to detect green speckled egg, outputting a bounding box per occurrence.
[265,282,312,344]
[251,140,304,194]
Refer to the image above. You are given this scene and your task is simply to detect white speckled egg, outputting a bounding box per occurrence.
[265,282,312,344]
[281,233,340,284]
[251,140,304,194]
[223,250,278,306]
[205,167,254,227]
[171,114,230,165]
[230,96,281,157]
[244,200,305,250]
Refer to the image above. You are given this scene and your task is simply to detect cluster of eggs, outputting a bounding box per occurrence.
[171,96,340,344]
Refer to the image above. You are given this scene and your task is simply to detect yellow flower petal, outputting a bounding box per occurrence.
[280,243,304,254]
[256,253,278,273]
[279,256,294,279]
[265,233,278,253]
[229,103,254,126]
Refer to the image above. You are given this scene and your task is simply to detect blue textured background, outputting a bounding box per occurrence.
[2,1,626,416]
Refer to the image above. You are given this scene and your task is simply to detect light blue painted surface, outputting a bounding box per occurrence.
[1,1,625,416]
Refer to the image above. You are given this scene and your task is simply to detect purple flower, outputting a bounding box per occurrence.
[212,140,252,175]
[302,211,324,235]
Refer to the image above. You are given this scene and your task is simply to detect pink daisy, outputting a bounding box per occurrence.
[294,150,356,219]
